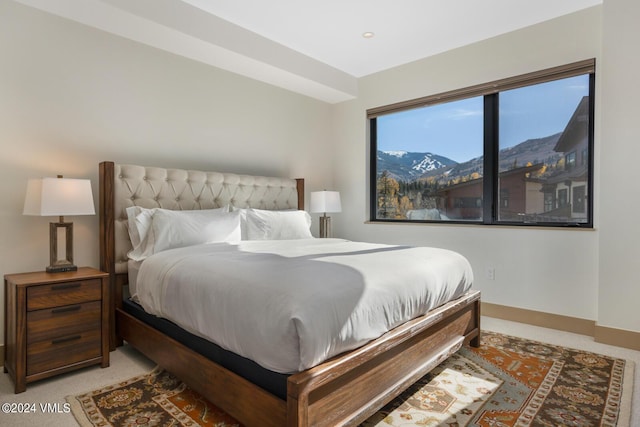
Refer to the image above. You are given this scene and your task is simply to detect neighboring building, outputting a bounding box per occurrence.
[434,96,590,223]
[436,164,545,221]
[541,96,590,222]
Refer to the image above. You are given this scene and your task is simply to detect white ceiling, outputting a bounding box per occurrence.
[15,0,601,103]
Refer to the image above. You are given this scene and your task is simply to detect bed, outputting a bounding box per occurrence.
[98,161,481,427]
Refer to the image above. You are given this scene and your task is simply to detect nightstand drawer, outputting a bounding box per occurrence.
[27,301,101,343]
[26,328,102,376]
[26,279,101,310]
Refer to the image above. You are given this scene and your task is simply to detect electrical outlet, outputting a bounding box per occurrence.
[486,267,495,280]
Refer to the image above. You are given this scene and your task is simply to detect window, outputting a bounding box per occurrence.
[566,152,577,170]
[368,59,594,227]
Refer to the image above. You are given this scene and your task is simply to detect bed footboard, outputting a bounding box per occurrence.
[287,290,480,426]
[116,290,479,427]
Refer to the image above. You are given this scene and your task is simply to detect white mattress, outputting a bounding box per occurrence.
[135,238,473,373]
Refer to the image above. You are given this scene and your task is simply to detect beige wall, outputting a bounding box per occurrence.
[598,0,640,333]
[332,6,605,324]
[0,1,333,343]
[333,2,640,336]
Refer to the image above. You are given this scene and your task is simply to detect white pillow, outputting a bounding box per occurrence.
[232,207,251,240]
[245,209,313,240]
[127,208,239,261]
[126,205,228,249]
[126,206,149,249]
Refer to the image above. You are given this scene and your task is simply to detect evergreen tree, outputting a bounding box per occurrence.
[376,171,400,218]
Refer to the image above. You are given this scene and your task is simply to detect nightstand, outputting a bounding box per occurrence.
[4,267,110,393]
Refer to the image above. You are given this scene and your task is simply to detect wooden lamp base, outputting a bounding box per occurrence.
[47,220,77,273]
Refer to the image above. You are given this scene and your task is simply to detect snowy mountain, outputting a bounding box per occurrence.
[377,151,457,181]
[377,133,562,183]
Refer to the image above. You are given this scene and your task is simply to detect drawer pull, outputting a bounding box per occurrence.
[51,305,82,314]
[51,335,82,345]
[51,283,82,291]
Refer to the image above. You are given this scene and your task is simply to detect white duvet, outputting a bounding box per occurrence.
[135,238,473,373]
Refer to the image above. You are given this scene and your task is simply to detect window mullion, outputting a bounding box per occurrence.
[369,118,378,221]
[483,94,498,224]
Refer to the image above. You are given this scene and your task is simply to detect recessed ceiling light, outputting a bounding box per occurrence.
[362,32,375,39]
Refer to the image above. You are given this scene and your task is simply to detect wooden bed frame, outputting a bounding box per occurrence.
[98,161,481,427]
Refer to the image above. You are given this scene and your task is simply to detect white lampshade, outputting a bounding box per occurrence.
[310,191,341,214]
[23,177,95,216]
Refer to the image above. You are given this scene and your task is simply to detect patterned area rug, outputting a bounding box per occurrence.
[67,331,633,427]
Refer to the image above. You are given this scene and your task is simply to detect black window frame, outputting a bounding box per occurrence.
[368,59,595,228]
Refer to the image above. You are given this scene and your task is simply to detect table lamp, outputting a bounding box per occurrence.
[310,190,341,238]
[23,175,95,272]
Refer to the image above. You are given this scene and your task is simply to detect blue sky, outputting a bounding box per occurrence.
[377,75,589,163]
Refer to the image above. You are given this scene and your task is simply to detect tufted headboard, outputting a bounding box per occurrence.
[98,161,303,346]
